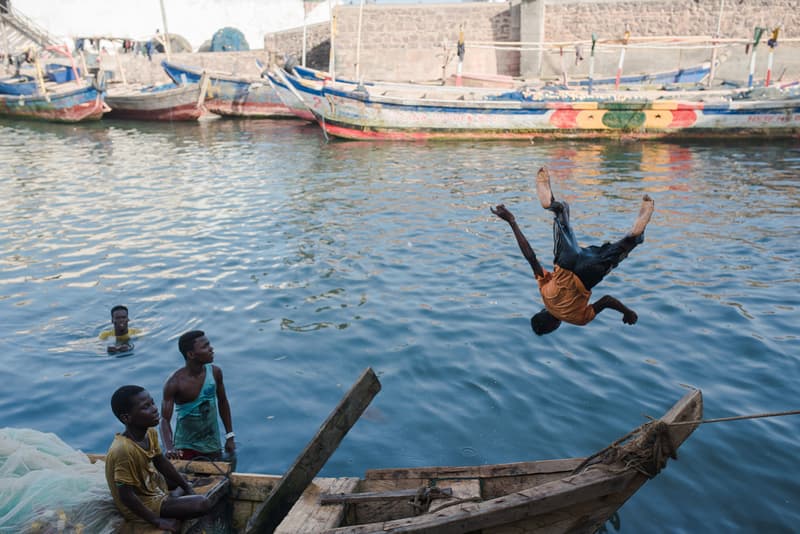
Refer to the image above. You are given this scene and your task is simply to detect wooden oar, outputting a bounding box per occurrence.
[245,367,381,534]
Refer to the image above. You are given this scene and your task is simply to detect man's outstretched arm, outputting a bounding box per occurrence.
[592,295,638,325]
[491,204,544,278]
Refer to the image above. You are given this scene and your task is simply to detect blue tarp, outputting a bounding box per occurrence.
[210,27,249,52]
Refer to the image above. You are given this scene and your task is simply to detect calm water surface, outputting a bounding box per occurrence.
[1,117,798,532]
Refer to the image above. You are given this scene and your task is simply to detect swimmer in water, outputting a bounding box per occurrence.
[491,166,654,335]
[100,305,140,353]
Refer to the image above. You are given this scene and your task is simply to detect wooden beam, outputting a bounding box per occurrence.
[320,487,453,505]
[363,458,585,480]
[245,367,381,534]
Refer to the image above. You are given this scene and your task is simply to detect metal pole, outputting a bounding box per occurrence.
[707,0,724,86]
[0,14,11,74]
[302,14,307,67]
[355,0,364,81]
[159,0,172,61]
[328,0,335,82]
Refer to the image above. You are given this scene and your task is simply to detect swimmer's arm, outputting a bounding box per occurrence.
[591,295,638,325]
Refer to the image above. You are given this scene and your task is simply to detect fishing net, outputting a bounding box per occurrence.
[0,427,122,534]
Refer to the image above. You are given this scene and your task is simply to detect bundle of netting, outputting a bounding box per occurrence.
[0,427,122,533]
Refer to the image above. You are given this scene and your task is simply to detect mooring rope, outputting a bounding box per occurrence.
[669,409,800,427]
[571,408,800,479]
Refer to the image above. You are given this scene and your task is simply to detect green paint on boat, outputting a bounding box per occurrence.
[603,111,646,129]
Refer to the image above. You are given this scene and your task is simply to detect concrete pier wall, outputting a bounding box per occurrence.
[106,0,800,86]
[265,0,800,84]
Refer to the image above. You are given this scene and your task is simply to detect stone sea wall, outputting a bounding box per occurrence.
[107,0,799,85]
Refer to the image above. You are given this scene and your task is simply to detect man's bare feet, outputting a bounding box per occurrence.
[629,194,654,237]
[536,167,554,209]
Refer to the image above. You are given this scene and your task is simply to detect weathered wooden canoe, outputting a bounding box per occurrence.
[95,388,702,533]
[161,60,293,119]
[0,82,106,122]
[281,67,800,141]
[104,77,209,121]
[264,70,315,121]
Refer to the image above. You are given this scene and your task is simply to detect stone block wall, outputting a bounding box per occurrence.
[267,3,520,82]
[263,0,799,83]
[105,0,800,85]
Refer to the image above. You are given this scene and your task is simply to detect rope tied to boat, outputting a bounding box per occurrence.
[571,408,800,479]
[571,420,676,479]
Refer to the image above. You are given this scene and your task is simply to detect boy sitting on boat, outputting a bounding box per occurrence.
[492,167,654,335]
[160,330,236,462]
[100,305,140,354]
[106,385,211,532]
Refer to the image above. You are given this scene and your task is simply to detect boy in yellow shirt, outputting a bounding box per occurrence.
[105,385,211,532]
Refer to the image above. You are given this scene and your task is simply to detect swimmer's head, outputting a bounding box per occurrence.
[110,305,129,335]
[531,309,561,336]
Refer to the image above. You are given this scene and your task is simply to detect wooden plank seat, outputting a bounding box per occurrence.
[274,477,360,533]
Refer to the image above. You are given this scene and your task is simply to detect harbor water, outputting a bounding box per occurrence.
[1,117,798,532]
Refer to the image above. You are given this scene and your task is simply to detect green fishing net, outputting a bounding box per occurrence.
[0,427,122,533]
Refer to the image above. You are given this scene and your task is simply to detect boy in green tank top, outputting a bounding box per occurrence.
[160,331,236,461]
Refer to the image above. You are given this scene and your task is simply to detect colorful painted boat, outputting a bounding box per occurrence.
[264,69,315,121]
[161,60,293,118]
[104,77,209,121]
[0,75,39,96]
[0,83,105,122]
[283,69,800,141]
[575,61,712,87]
[293,63,711,89]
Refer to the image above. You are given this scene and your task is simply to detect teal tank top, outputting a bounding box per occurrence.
[173,364,221,453]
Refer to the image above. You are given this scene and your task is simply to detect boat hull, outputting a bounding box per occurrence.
[105,82,205,121]
[315,84,800,141]
[265,70,315,121]
[162,61,293,118]
[0,84,105,122]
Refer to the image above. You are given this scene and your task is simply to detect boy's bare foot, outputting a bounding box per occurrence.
[629,194,654,237]
[536,167,554,209]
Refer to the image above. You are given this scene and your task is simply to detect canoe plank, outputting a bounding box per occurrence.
[274,477,359,533]
[245,367,381,533]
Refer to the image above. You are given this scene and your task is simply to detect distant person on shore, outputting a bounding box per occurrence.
[491,167,654,335]
[100,305,140,354]
[106,385,211,532]
[160,331,235,462]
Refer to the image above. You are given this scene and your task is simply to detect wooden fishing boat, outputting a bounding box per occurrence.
[264,70,315,121]
[104,76,209,121]
[294,62,712,89]
[161,60,293,119]
[0,75,40,96]
[0,82,106,122]
[282,67,800,141]
[90,379,702,534]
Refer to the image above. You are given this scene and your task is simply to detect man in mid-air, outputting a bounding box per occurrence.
[492,167,654,335]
